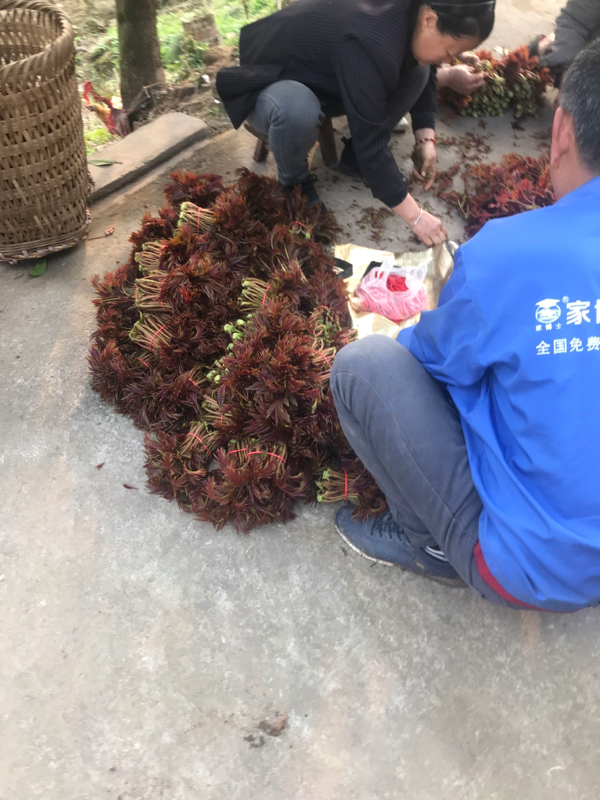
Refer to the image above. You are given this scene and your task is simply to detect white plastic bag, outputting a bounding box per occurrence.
[353,256,428,324]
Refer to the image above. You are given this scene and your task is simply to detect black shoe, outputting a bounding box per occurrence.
[336,136,364,180]
[281,177,327,211]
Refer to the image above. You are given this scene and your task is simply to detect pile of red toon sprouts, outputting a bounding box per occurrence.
[437,153,555,237]
[89,169,386,532]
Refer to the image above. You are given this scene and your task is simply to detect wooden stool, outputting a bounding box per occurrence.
[244,117,338,167]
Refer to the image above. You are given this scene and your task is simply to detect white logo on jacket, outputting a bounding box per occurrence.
[535,299,561,324]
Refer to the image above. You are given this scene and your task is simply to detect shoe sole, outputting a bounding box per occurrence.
[335,521,466,589]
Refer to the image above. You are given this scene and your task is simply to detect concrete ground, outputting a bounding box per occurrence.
[5,1,600,798]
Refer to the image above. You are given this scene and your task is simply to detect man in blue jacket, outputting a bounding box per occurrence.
[331,40,600,612]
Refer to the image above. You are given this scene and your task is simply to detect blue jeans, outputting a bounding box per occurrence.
[246,67,430,186]
[330,335,524,608]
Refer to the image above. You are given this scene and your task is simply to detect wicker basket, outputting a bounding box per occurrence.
[0,0,90,262]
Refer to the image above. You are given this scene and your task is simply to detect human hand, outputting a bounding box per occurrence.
[393,193,447,246]
[538,33,555,57]
[411,209,448,247]
[411,140,437,191]
[439,64,485,95]
[459,51,480,68]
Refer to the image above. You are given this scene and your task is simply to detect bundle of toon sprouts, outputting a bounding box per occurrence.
[89,169,386,532]
[439,46,553,119]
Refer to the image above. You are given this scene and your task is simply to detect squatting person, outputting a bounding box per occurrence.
[217,0,495,248]
[330,41,600,613]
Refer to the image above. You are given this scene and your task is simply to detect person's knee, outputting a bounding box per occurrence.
[331,335,400,386]
[266,81,323,132]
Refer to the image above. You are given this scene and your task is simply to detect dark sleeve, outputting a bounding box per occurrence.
[542,0,600,70]
[334,36,409,208]
[410,66,437,133]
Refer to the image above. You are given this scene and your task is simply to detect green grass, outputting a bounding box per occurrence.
[158,13,208,81]
[80,0,278,97]
[84,123,117,155]
[213,0,276,43]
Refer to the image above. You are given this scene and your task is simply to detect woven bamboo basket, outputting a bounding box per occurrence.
[0,0,90,262]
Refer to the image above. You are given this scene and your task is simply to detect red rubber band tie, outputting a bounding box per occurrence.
[344,470,349,501]
[149,324,166,350]
[187,432,211,454]
[313,349,332,369]
[225,447,287,464]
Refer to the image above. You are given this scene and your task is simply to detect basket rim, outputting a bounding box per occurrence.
[0,210,91,262]
[0,0,74,81]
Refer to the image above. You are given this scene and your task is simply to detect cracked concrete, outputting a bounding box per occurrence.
[4,2,599,798]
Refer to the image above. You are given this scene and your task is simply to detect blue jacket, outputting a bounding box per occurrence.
[397,177,600,611]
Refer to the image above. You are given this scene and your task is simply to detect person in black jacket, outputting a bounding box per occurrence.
[217,0,495,247]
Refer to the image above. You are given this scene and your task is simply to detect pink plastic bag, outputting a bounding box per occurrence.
[353,257,428,323]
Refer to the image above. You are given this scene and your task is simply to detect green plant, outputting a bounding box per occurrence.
[84,124,116,155]
[163,33,208,81]
[89,27,119,78]
[213,0,277,44]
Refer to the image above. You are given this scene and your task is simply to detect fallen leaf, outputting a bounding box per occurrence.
[123,483,138,490]
[96,462,105,470]
[29,260,47,277]
[258,713,288,737]
[89,158,117,166]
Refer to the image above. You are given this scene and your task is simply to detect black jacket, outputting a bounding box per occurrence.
[217,0,436,207]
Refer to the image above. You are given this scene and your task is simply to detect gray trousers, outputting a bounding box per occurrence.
[246,67,430,186]
[331,335,523,608]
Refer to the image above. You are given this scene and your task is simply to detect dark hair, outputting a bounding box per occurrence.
[559,40,600,174]
[425,1,495,42]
